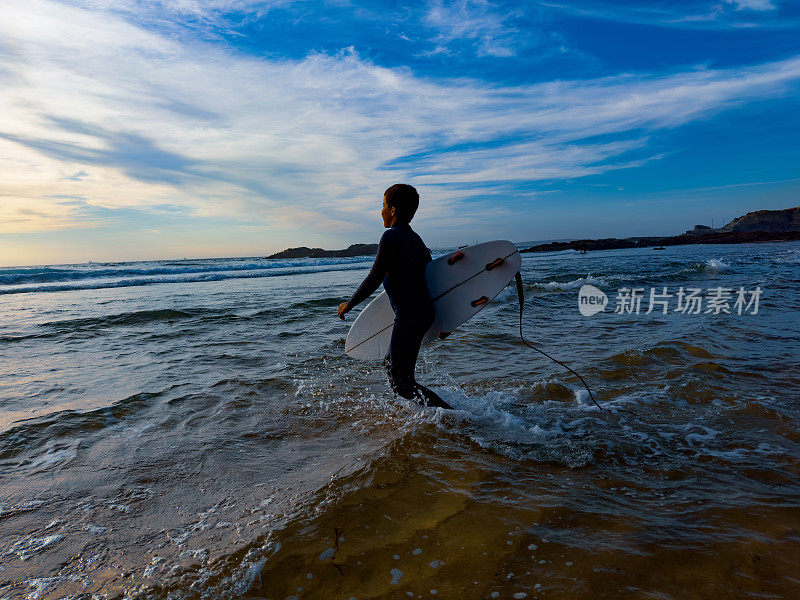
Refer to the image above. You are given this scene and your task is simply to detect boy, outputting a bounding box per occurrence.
[337,184,451,409]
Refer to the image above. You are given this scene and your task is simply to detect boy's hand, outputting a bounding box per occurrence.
[337,302,350,320]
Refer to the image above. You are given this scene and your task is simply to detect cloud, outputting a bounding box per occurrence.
[0,195,108,233]
[422,0,519,57]
[1,0,800,237]
[722,0,776,11]
[65,170,89,181]
[2,118,205,186]
[539,1,786,30]
[80,0,296,30]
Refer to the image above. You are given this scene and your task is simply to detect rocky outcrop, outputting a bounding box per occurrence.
[717,206,800,233]
[522,206,800,254]
[267,243,379,259]
[684,224,716,236]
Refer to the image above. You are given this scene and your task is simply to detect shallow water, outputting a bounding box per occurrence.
[1,241,798,599]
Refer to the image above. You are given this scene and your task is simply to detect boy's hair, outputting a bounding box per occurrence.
[384,184,419,224]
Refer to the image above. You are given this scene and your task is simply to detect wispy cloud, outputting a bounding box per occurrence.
[723,0,776,11]
[422,0,519,56]
[81,0,295,30]
[1,0,799,238]
[540,0,787,30]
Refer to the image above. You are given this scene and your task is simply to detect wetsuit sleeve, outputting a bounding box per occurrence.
[346,231,392,310]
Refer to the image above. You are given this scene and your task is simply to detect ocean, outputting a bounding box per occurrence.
[1,241,798,599]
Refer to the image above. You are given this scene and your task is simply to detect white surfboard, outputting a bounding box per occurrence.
[345,240,521,360]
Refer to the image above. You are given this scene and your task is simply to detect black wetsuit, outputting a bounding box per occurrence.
[346,223,437,401]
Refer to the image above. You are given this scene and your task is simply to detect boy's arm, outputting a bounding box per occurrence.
[338,232,391,319]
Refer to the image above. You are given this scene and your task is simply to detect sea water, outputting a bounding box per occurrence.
[0,242,798,599]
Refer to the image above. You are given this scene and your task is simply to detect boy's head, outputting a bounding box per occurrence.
[383,184,419,226]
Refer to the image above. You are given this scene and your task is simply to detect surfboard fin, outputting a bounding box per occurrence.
[470,295,489,307]
[447,251,465,265]
[485,257,505,271]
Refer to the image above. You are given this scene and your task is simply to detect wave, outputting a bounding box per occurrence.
[522,256,738,294]
[0,390,164,462]
[46,309,195,330]
[773,249,800,264]
[691,257,733,274]
[0,309,197,344]
[527,274,609,292]
[0,262,369,295]
[0,256,372,286]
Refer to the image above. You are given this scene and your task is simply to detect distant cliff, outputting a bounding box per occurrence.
[717,206,800,233]
[267,243,378,259]
[523,206,800,253]
[685,206,800,235]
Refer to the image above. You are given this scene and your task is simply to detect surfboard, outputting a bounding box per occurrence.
[345,240,522,360]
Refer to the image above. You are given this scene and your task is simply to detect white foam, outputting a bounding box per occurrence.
[20,442,79,473]
[22,576,62,600]
[704,258,732,272]
[143,556,165,578]
[0,260,371,295]
[532,275,608,292]
[0,500,45,519]
[5,534,63,561]
[84,524,108,534]
[682,424,719,446]
[773,249,800,264]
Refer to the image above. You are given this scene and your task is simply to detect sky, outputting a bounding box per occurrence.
[1,0,799,265]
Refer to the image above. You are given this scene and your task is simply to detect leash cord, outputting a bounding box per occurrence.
[514,271,605,412]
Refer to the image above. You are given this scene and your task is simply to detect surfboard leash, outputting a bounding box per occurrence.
[514,271,605,412]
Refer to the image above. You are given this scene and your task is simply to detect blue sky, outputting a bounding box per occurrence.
[1,0,799,265]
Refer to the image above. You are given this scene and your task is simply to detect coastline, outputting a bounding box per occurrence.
[268,206,800,259]
[266,230,800,260]
[521,230,800,253]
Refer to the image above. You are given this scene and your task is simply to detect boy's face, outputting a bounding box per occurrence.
[381,195,396,228]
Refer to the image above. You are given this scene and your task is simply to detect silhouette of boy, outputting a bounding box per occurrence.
[338,184,451,409]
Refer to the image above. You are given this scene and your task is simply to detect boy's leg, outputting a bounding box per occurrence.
[387,319,425,400]
[386,318,451,408]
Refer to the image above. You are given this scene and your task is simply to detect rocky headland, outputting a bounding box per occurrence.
[267,243,378,259]
[522,206,800,253]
